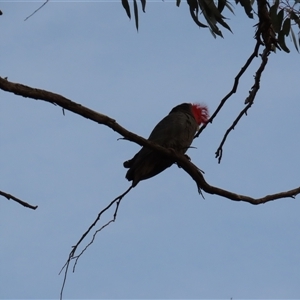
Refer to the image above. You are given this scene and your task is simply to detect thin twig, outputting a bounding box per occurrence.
[59,186,132,300]
[24,0,49,21]
[0,190,37,210]
[215,47,270,163]
[195,39,261,138]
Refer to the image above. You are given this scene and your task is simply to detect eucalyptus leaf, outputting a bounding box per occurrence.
[282,18,291,36]
[140,0,146,12]
[201,6,223,37]
[225,2,235,15]
[274,0,279,8]
[202,0,225,20]
[270,3,279,32]
[277,9,284,32]
[199,0,226,35]
[133,0,139,30]
[278,30,290,53]
[217,0,226,13]
[187,0,208,28]
[216,16,232,32]
[121,0,131,19]
[209,28,217,38]
[290,11,300,28]
[236,0,253,18]
[290,27,299,52]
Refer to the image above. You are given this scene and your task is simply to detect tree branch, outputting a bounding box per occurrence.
[0,189,38,210]
[176,156,300,204]
[215,46,270,162]
[24,0,49,21]
[59,186,132,300]
[0,76,299,205]
[195,39,261,138]
[198,0,276,161]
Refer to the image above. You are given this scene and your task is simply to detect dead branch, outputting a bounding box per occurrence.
[0,76,298,205]
[59,186,132,300]
[0,189,38,210]
[215,46,270,162]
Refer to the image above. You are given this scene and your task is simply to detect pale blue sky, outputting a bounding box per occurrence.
[1,1,300,299]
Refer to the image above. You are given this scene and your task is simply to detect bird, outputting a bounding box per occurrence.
[123,102,209,187]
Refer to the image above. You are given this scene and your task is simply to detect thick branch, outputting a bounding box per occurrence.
[0,190,38,210]
[0,77,147,149]
[0,76,299,204]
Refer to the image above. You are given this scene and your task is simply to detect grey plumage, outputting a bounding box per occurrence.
[123,103,199,187]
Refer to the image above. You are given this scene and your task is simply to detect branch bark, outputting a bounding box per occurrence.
[1,76,299,205]
[0,189,38,210]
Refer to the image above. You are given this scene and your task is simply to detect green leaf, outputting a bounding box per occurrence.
[121,0,131,19]
[201,0,224,20]
[200,6,223,37]
[187,0,198,11]
[270,4,279,32]
[133,0,139,31]
[270,7,284,33]
[200,0,232,33]
[235,0,253,18]
[278,30,290,53]
[277,9,284,32]
[209,28,217,38]
[290,27,299,52]
[189,9,208,28]
[187,0,208,28]
[282,18,291,36]
[140,0,146,12]
[217,0,226,13]
[217,18,232,32]
[290,11,300,28]
[274,0,280,9]
[225,2,235,15]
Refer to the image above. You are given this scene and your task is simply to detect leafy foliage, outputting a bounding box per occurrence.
[186,0,234,37]
[121,0,146,30]
[269,0,300,52]
[121,0,300,52]
[236,0,254,18]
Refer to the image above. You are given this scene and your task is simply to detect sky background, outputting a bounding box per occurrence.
[1,1,300,299]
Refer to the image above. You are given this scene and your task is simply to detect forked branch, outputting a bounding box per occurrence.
[195,39,261,138]
[215,46,270,162]
[59,186,132,300]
